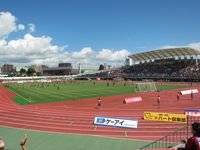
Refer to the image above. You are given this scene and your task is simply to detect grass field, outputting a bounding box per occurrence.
[3,81,188,105]
[0,126,150,150]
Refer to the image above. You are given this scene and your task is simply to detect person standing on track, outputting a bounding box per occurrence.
[157,95,160,106]
[177,92,180,101]
[97,98,102,109]
[20,134,28,150]
[191,91,194,100]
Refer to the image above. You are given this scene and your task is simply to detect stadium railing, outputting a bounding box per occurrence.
[139,116,200,150]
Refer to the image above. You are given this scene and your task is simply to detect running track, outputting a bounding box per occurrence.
[0,85,200,141]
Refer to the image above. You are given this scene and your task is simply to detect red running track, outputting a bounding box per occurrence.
[0,85,200,141]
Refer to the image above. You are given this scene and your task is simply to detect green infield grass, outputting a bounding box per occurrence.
[2,81,188,105]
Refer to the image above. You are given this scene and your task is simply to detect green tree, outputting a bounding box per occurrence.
[20,68,27,75]
[27,68,36,76]
[99,64,105,70]
[9,68,17,77]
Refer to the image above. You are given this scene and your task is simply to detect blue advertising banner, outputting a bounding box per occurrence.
[94,116,138,129]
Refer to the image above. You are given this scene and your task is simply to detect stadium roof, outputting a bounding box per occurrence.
[128,47,200,62]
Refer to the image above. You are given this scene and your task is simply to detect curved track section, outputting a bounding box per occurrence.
[0,86,199,141]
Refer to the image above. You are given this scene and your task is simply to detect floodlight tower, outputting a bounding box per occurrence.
[78,63,81,74]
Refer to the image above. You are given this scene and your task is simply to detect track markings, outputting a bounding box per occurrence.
[120,131,128,136]
[49,116,54,120]
[92,126,97,131]
[66,120,73,126]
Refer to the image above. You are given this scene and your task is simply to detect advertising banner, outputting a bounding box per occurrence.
[185,109,200,116]
[180,89,198,95]
[124,96,142,104]
[144,112,187,123]
[94,116,138,129]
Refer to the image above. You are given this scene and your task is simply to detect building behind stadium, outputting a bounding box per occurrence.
[43,63,78,76]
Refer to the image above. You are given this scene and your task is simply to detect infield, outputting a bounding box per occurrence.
[3,81,188,105]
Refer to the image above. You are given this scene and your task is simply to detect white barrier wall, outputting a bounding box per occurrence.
[180,89,198,95]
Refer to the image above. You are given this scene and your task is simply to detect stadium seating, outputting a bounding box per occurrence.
[98,59,199,80]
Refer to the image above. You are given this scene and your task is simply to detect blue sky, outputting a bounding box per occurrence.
[0,0,200,68]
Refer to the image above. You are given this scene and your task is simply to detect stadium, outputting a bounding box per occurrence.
[1,47,200,150]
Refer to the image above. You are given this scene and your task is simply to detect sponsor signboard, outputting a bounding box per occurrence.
[96,76,100,80]
[124,96,142,104]
[185,109,200,116]
[94,116,138,129]
[180,89,198,95]
[144,112,187,123]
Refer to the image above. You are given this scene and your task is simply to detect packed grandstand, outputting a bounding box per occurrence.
[81,47,200,82]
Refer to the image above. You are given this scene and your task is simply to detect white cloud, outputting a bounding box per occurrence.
[18,24,25,31]
[187,42,200,50]
[0,34,130,68]
[60,45,69,52]
[159,45,178,49]
[0,12,16,38]
[110,49,130,60]
[7,34,59,54]
[96,49,112,60]
[96,49,130,61]
[72,47,93,58]
[160,42,200,51]
[0,11,131,69]
[28,23,36,32]
[0,11,132,69]
[0,34,60,64]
